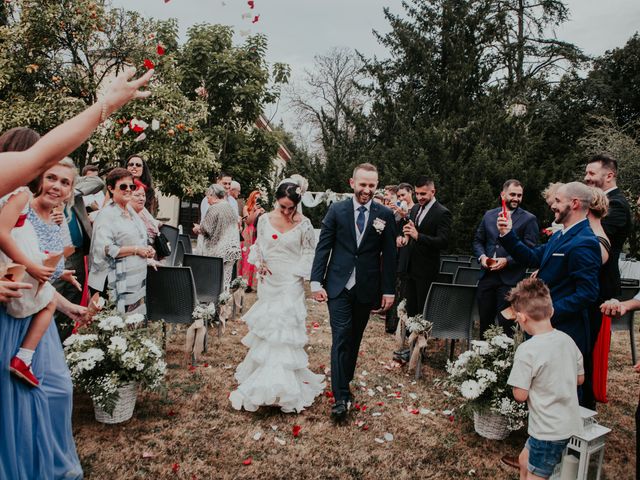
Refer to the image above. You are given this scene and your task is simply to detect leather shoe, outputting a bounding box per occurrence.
[10,357,39,388]
[500,455,519,470]
[393,349,410,363]
[331,400,349,422]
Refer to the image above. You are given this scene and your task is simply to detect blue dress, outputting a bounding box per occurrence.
[19,207,82,479]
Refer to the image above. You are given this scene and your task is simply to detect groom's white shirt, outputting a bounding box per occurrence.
[310,198,393,299]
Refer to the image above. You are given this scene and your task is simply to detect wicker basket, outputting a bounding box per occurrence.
[93,382,138,424]
[473,410,510,440]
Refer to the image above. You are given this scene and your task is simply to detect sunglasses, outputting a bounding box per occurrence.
[118,183,136,191]
[128,162,143,168]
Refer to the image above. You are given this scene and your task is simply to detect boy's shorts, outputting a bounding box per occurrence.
[525,436,569,478]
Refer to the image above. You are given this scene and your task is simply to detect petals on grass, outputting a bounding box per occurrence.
[157,43,166,55]
[325,391,334,398]
[242,457,252,466]
[292,425,301,437]
[272,234,278,239]
[144,58,155,70]
[172,463,179,473]
[167,409,176,417]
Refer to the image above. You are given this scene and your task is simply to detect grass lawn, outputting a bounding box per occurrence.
[72,292,637,479]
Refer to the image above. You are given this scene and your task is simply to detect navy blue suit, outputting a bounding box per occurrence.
[473,207,538,336]
[311,199,397,401]
[499,220,601,356]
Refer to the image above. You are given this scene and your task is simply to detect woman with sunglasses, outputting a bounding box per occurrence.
[88,168,154,314]
[125,155,156,214]
[229,182,325,414]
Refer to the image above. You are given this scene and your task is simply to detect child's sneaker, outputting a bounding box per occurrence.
[9,357,39,387]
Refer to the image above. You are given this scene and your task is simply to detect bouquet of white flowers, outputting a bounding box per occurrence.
[444,326,527,432]
[64,307,166,415]
[229,277,248,291]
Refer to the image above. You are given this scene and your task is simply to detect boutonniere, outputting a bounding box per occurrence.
[372,217,386,234]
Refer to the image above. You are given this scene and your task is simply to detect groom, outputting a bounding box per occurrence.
[310,163,397,422]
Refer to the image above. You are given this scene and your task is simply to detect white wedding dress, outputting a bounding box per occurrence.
[229,214,325,413]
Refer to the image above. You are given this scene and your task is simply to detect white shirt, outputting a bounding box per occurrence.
[199,196,209,223]
[603,186,617,195]
[227,195,239,216]
[83,190,105,209]
[561,217,588,235]
[508,329,584,440]
[415,197,436,226]
[345,198,372,289]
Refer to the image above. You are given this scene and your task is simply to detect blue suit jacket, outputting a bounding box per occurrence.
[473,207,539,286]
[310,199,397,304]
[499,220,601,354]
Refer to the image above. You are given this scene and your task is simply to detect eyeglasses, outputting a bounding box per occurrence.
[128,162,143,168]
[118,183,136,191]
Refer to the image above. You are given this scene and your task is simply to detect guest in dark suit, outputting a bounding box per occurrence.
[498,182,601,365]
[473,179,539,337]
[398,176,452,317]
[385,182,415,334]
[310,163,397,422]
[53,173,104,340]
[584,153,631,298]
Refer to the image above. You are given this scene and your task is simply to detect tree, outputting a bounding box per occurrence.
[178,24,290,193]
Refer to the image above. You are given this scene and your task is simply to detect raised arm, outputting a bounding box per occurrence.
[0,67,153,197]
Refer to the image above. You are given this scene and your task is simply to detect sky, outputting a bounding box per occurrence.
[112,0,640,128]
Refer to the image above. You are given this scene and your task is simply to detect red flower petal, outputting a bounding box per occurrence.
[325,391,334,398]
[188,365,195,371]
[157,44,166,55]
[292,425,302,437]
[172,463,179,473]
[252,15,260,23]
[272,234,278,239]
[361,405,367,412]
[167,409,176,417]
[143,58,155,70]
[362,425,369,431]
[242,457,252,466]
[448,415,455,422]
[354,403,361,411]
[312,322,320,329]
[203,363,209,367]
[376,402,384,406]
[248,0,255,8]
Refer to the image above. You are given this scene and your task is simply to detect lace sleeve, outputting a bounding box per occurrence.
[0,187,31,211]
[291,217,317,280]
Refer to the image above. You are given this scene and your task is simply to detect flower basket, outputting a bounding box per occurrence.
[473,410,510,440]
[93,382,137,424]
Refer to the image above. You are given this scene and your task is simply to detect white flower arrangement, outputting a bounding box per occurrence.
[192,302,217,324]
[372,217,386,234]
[443,326,527,431]
[229,277,248,292]
[218,291,232,305]
[64,305,166,415]
[405,313,433,335]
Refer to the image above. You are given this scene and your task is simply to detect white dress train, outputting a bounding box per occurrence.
[229,215,325,413]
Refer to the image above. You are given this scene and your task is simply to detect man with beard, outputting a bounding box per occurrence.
[584,154,631,297]
[398,176,452,317]
[497,182,600,365]
[473,179,539,337]
[311,163,397,422]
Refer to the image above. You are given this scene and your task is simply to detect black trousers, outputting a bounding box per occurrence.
[476,273,514,338]
[328,288,372,402]
[406,276,432,317]
[385,274,409,333]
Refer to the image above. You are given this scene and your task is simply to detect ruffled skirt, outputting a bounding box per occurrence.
[229,269,324,413]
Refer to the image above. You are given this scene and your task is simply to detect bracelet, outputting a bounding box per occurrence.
[99,101,110,123]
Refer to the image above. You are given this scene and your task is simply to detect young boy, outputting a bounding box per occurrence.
[505,278,584,480]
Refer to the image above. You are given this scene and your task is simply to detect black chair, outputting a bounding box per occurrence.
[173,240,185,267]
[422,283,477,364]
[612,285,640,364]
[440,259,470,275]
[440,255,458,263]
[182,254,224,304]
[146,266,198,347]
[178,234,192,254]
[159,224,179,265]
[454,266,482,286]
[436,272,454,284]
[457,255,472,263]
[470,257,480,268]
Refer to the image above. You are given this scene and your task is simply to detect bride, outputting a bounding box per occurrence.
[229,181,325,413]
